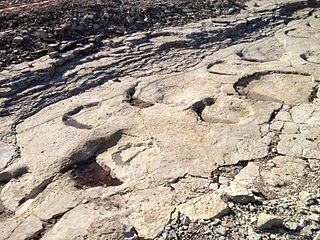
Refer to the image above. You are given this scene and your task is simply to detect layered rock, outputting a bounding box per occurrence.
[0,0,320,239]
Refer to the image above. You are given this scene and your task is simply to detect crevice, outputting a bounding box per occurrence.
[163,173,211,192]
[267,133,282,159]
[19,176,54,205]
[268,105,283,123]
[308,85,319,102]
[208,71,237,76]
[211,161,249,188]
[206,60,225,70]
[284,28,314,38]
[31,207,75,240]
[0,122,23,175]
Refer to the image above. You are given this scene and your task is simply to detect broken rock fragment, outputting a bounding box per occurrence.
[256,213,283,230]
[0,215,43,240]
[41,203,103,240]
[173,192,230,221]
[299,191,318,206]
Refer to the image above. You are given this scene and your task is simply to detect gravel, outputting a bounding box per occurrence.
[158,190,320,240]
[0,0,244,69]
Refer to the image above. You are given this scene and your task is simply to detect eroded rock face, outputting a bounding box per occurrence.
[0,0,320,239]
[41,203,104,240]
[0,215,43,240]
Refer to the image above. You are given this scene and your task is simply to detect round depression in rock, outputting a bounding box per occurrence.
[301,50,320,64]
[240,38,284,62]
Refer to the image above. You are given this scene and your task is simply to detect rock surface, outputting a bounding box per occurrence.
[256,213,283,230]
[0,0,320,239]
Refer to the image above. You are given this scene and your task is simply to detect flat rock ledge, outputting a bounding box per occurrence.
[0,0,320,239]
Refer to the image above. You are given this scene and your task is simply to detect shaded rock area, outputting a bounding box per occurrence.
[0,0,320,239]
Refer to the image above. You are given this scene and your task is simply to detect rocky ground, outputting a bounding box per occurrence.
[1,0,320,239]
[0,0,242,68]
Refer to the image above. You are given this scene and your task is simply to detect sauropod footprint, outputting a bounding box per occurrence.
[285,27,317,38]
[239,38,284,62]
[201,95,254,124]
[233,72,317,105]
[301,50,320,64]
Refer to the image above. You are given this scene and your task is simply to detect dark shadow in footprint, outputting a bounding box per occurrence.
[300,51,320,64]
[190,97,215,121]
[63,117,92,130]
[71,160,123,189]
[123,82,154,109]
[129,98,154,109]
[62,102,99,129]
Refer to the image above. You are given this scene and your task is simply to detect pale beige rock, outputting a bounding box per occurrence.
[220,162,261,204]
[229,162,261,191]
[0,142,15,172]
[33,192,79,221]
[84,217,133,240]
[261,156,305,189]
[128,201,174,239]
[242,37,284,62]
[299,123,320,138]
[0,215,43,240]
[257,213,283,230]
[1,123,123,211]
[244,73,315,105]
[173,192,229,221]
[0,2,320,239]
[0,162,28,184]
[299,191,318,206]
[308,214,320,223]
[270,121,284,131]
[201,95,254,124]
[260,124,270,135]
[290,104,315,123]
[220,185,257,204]
[278,134,320,159]
[282,122,299,134]
[275,111,292,122]
[236,137,270,161]
[41,204,103,240]
[226,157,307,199]
[13,36,24,44]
